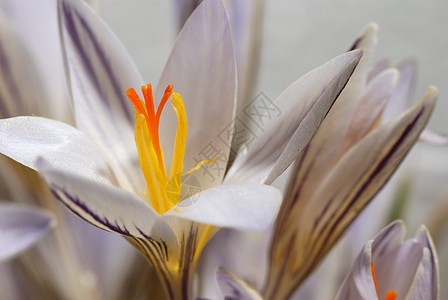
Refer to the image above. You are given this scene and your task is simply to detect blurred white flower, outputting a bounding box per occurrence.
[0,203,54,263]
[335,220,439,300]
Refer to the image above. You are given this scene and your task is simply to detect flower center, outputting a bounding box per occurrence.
[126,83,188,214]
[371,263,398,300]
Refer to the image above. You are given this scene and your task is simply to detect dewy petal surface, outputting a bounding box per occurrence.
[36,159,178,255]
[59,0,145,193]
[225,50,362,185]
[0,204,54,262]
[165,183,281,231]
[0,116,113,183]
[156,0,236,190]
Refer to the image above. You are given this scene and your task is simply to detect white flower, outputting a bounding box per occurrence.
[0,203,54,263]
[336,220,439,300]
[0,0,361,298]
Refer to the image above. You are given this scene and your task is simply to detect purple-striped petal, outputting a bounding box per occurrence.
[304,23,379,182]
[59,0,145,193]
[265,86,437,299]
[36,159,178,258]
[216,267,263,300]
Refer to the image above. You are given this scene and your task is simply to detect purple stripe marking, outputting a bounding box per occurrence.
[50,184,131,236]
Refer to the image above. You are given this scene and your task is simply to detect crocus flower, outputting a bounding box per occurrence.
[335,220,439,300]
[263,23,438,300]
[0,203,54,262]
[0,0,362,298]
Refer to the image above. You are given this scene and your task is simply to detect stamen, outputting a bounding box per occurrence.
[142,84,155,118]
[127,83,214,214]
[156,85,173,124]
[371,263,379,297]
[126,88,147,116]
[384,291,397,300]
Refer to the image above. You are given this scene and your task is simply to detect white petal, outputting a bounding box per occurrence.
[375,240,423,299]
[333,22,379,121]
[0,204,54,262]
[367,58,391,82]
[223,0,263,130]
[59,0,145,192]
[382,60,417,123]
[408,226,439,300]
[339,68,399,152]
[309,23,379,176]
[0,116,113,183]
[36,159,178,256]
[197,229,269,298]
[165,183,281,231]
[216,267,263,300]
[405,249,437,300]
[335,241,377,300]
[335,221,408,300]
[156,0,237,190]
[370,220,405,255]
[419,128,448,145]
[172,0,199,31]
[225,50,362,185]
[345,22,379,100]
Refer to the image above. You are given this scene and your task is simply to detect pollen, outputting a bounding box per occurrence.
[371,263,398,300]
[126,83,188,214]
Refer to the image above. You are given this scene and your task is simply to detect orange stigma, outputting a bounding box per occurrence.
[371,263,398,300]
[126,84,172,173]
